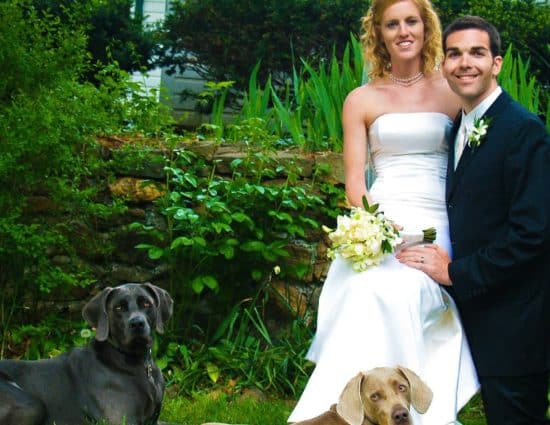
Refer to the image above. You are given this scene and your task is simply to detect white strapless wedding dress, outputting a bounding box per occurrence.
[289,113,479,424]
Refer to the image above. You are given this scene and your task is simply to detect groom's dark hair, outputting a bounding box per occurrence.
[443,15,502,57]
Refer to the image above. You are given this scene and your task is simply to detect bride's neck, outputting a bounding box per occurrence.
[390,59,423,79]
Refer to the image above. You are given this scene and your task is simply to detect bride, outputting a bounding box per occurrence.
[288,1,479,424]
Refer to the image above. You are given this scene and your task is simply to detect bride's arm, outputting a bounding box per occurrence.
[342,88,374,208]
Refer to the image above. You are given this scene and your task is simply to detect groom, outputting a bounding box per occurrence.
[397,16,550,425]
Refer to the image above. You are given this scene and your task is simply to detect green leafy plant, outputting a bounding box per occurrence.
[2,315,92,360]
[131,144,327,335]
[155,278,314,398]
[0,0,176,348]
[31,0,157,78]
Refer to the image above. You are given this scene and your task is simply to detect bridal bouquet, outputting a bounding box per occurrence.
[324,197,436,272]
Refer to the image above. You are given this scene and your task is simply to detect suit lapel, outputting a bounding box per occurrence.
[447,91,511,202]
[446,115,462,202]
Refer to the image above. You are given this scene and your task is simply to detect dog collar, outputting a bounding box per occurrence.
[145,349,154,381]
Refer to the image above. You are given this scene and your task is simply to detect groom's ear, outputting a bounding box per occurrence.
[491,55,503,78]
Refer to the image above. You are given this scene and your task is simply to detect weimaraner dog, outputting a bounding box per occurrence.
[0,282,173,425]
[293,366,433,425]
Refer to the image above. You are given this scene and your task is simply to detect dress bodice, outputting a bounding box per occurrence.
[369,112,451,182]
[367,112,453,238]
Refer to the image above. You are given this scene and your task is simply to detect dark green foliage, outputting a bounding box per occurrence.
[0,1,170,349]
[30,0,156,76]
[1,315,92,360]
[155,284,315,397]
[85,0,156,74]
[0,1,108,298]
[131,145,344,338]
[155,0,370,90]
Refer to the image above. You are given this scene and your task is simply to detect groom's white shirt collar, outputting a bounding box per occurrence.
[461,86,502,132]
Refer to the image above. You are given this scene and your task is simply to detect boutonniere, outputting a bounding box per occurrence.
[467,117,492,150]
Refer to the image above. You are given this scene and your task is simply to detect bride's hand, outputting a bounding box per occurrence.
[392,222,404,232]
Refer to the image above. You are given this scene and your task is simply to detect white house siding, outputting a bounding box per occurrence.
[131,0,166,96]
[132,0,207,126]
[160,68,207,125]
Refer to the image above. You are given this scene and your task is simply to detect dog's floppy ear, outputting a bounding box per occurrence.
[396,365,433,414]
[82,287,114,341]
[336,372,366,425]
[143,282,173,334]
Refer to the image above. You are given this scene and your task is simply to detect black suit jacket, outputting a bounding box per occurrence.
[445,90,550,377]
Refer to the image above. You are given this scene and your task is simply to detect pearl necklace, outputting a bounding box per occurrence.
[389,71,424,86]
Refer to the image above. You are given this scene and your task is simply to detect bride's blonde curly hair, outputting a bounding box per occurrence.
[361,0,443,80]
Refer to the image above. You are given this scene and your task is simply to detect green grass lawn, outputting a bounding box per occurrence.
[160,392,488,425]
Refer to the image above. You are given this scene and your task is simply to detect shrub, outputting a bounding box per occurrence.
[0,1,171,346]
[30,0,157,77]
[130,144,342,337]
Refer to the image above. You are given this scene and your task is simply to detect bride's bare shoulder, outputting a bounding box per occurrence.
[343,81,390,119]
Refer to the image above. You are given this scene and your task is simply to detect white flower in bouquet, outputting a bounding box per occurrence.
[324,197,402,272]
[324,196,437,272]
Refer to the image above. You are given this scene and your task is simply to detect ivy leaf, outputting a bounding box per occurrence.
[241,241,266,252]
[202,275,219,291]
[219,245,234,259]
[171,236,193,249]
[147,247,164,260]
[206,362,220,383]
[191,277,204,294]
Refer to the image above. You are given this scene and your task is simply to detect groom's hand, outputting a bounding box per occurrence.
[396,244,452,286]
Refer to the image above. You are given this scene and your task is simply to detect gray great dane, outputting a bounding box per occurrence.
[0,282,173,425]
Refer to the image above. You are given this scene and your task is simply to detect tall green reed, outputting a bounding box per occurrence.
[499,46,550,131]
[204,36,365,152]
[498,45,541,115]
[198,80,234,140]
[270,36,365,152]
[238,61,273,123]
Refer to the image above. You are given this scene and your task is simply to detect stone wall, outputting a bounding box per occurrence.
[34,137,346,321]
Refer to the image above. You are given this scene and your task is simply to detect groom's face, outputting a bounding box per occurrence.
[442,28,502,113]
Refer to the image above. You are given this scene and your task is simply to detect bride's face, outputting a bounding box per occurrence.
[380,0,424,64]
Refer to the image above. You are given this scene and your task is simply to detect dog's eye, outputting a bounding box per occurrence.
[138,297,151,308]
[370,393,380,402]
[114,301,128,312]
[398,384,407,392]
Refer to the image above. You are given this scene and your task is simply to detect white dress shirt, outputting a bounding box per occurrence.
[454,86,502,169]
